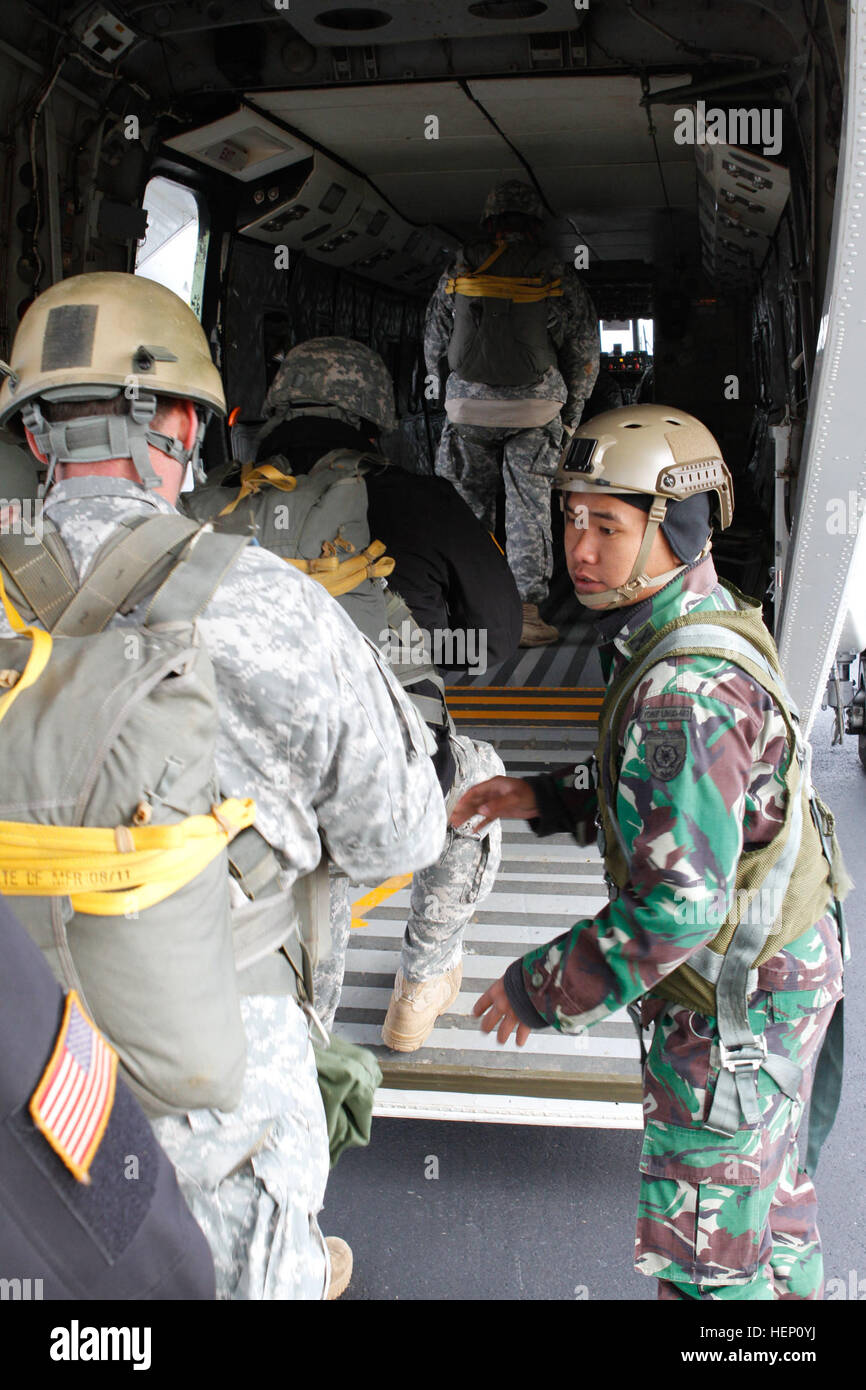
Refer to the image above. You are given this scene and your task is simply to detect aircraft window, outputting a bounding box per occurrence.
[135,177,206,317]
[601,319,633,354]
[599,319,654,356]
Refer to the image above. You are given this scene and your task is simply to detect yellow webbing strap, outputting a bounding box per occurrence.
[445,239,562,301]
[0,570,53,726]
[446,274,563,302]
[351,873,413,929]
[219,463,298,516]
[284,539,395,598]
[0,798,256,916]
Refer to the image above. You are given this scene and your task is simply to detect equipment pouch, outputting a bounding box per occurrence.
[312,1031,383,1167]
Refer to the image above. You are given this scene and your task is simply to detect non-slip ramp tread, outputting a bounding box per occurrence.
[333,708,643,1126]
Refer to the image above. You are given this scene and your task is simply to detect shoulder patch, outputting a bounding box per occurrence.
[644,728,688,781]
[29,991,117,1184]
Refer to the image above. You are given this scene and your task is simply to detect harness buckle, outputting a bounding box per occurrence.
[719,1035,768,1072]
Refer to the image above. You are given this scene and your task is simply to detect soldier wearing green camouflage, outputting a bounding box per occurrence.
[424,179,599,645]
[451,405,847,1300]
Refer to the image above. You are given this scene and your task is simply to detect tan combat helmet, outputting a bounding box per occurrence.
[556,404,734,609]
[0,273,225,491]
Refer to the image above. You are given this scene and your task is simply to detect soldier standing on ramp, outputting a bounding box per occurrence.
[452,405,849,1300]
[424,179,599,647]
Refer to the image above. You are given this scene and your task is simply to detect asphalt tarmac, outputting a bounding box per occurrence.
[323,708,866,1302]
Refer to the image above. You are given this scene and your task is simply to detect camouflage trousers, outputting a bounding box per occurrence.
[635,980,843,1300]
[151,995,330,1300]
[435,418,564,604]
[314,733,505,1027]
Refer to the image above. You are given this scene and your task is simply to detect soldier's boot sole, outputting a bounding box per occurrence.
[325,1237,353,1300]
[381,962,463,1052]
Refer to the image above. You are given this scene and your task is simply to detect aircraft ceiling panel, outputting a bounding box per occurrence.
[469,74,691,161]
[283,0,585,46]
[254,82,494,162]
[253,75,697,259]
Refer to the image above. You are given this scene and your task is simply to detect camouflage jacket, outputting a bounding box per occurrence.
[505,555,844,1032]
[0,478,447,890]
[423,233,599,428]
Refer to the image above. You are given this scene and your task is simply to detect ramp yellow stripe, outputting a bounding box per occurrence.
[444,687,604,724]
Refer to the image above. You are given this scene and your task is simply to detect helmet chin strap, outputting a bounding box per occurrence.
[575,496,687,611]
[24,393,204,496]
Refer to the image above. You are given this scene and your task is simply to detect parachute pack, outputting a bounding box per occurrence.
[187,448,452,731]
[446,239,562,387]
[0,513,303,1118]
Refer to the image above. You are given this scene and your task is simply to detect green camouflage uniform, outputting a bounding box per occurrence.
[505,555,845,1299]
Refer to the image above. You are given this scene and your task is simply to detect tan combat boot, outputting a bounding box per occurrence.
[519,602,559,647]
[325,1237,353,1300]
[381,962,463,1052]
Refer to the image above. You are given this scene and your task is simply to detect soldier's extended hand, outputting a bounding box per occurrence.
[449,776,539,832]
[474,976,531,1047]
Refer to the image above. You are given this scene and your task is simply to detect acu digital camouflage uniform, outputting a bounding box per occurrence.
[314,733,505,1028]
[213,336,508,1029]
[506,555,845,1299]
[424,181,599,604]
[0,476,446,1300]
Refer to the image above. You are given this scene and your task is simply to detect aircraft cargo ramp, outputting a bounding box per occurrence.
[333,588,644,1128]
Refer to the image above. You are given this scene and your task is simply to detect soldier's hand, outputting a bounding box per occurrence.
[449,776,539,832]
[474,976,531,1047]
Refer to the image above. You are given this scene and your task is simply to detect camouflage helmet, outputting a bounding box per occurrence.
[264,336,397,434]
[482,180,544,221]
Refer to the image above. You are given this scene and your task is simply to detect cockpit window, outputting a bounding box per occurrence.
[135,177,208,317]
[600,319,654,355]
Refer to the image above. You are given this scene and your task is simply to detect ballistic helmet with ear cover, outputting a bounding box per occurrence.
[482,180,544,221]
[556,404,734,610]
[0,273,225,491]
[263,336,397,437]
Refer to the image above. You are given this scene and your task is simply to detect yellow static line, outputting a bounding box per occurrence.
[351,872,413,928]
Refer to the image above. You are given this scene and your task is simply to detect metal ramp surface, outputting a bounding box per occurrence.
[333,589,644,1126]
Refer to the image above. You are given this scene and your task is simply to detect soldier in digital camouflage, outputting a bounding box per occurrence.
[0,273,447,1301]
[452,405,848,1300]
[188,335,515,1050]
[424,178,599,646]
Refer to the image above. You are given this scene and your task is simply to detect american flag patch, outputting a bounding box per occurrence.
[29,991,117,1184]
